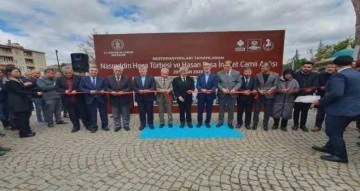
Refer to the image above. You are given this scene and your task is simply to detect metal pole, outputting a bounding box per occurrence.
[55,49,62,73]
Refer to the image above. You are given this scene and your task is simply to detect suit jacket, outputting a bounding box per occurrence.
[79,76,107,105]
[319,68,360,116]
[106,74,133,106]
[55,75,85,106]
[217,70,242,98]
[5,79,37,112]
[255,72,279,99]
[238,76,256,101]
[196,72,218,100]
[133,75,156,102]
[155,77,173,102]
[172,76,195,103]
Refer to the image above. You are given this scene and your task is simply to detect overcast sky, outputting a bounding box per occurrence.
[0,0,355,65]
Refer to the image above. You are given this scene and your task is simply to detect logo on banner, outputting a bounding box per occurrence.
[263,39,274,51]
[235,39,246,52]
[111,39,125,51]
[247,39,262,52]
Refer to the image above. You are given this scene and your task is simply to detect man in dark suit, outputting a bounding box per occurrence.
[237,67,256,129]
[107,66,132,132]
[173,67,195,128]
[196,62,218,128]
[217,60,242,128]
[312,63,336,132]
[133,66,156,130]
[312,56,360,163]
[253,63,279,131]
[56,67,89,133]
[79,66,109,133]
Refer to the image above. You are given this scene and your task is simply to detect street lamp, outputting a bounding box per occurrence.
[55,49,61,72]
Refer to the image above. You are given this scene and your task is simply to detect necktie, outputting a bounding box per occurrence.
[245,77,249,87]
[116,76,120,83]
[182,77,185,82]
[205,74,209,84]
[92,77,96,86]
[163,79,166,87]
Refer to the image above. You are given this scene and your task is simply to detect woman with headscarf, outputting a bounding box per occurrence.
[271,69,299,131]
[4,67,42,138]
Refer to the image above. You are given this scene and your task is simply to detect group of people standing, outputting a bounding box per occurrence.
[1,57,359,162]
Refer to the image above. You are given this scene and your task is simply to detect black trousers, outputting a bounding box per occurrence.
[293,102,311,127]
[138,101,154,126]
[273,118,288,128]
[179,101,192,123]
[14,111,32,135]
[237,97,254,126]
[67,101,89,129]
[315,105,326,128]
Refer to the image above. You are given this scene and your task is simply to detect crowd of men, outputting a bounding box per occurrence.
[0,56,359,162]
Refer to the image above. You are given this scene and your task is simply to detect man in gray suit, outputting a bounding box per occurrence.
[37,68,67,127]
[107,66,132,132]
[253,63,279,131]
[155,68,173,128]
[216,60,242,128]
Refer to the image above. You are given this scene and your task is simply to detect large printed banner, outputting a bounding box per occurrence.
[94,30,285,77]
[94,30,285,112]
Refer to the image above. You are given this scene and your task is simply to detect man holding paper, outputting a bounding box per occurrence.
[292,62,319,132]
[312,56,360,163]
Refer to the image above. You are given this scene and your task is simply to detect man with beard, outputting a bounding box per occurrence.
[312,63,336,132]
[312,56,360,163]
[292,62,319,132]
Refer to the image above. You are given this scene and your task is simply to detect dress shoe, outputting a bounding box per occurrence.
[149,124,155,129]
[263,125,268,131]
[187,123,193,128]
[19,132,36,138]
[300,126,309,132]
[159,124,165,128]
[196,123,202,128]
[236,124,242,129]
[139,126,145,131]
[102,127,110,131]
[168,124,173,128]
[114,127,121,132]
[292,124,298,130]
[216,123,223,128]
[311,126,321,132]
[48,123,54,127]
[280,127,287,132]
[124,126,130,131]
[89,128,97,133]
[0,150,7,156]
[56,120,68,125]
[245,125,251,130]
[71,128,80,133]
[312,146,331,154]
[205,123,211,128]
[272,125,279,130]
[320,155,348,163]
[357,142,360,146]
[252,125,258,130]
[0,147,11,152]
[0,133,5,137]
[228,123,234,129]
[180,123,185,128]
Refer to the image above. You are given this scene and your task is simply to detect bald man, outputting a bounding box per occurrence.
[56,67,90,132]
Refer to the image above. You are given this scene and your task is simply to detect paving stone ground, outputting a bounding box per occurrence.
[0,109,359,191]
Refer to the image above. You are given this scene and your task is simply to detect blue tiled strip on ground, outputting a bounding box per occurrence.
[139,123,244,140]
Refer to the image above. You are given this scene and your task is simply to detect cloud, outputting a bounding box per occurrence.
[0,0,355,65]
